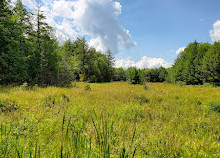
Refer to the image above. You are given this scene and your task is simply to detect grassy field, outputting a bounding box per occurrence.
[0,82,220,157]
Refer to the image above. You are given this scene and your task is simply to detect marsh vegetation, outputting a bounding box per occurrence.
[0,82,220,157]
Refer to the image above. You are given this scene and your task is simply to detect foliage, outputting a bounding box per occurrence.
[0,99,18,112]
[0,1,115,86]
[143,82,149,90]
[202,42,220,85]
[113,67,126,81]
[209,102,220,113]
[0,82,220,157]
[141,67,168,82]
[170,41,220,86]
[85,84,91,91]
[126,67,141,84]
[20,82,29,90]
[2,1,220,86]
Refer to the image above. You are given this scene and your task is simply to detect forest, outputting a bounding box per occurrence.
[1,0,115,86]
[1,0,220,86]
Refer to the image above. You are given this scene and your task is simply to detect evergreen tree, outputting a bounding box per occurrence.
[32,5,59,85]
[173,41,199,84]
[194,43,211,84]
[105,49,115,82]
[202,42,220,85]
[0,0,28,83]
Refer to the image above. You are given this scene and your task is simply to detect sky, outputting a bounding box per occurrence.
[11,0,220,69]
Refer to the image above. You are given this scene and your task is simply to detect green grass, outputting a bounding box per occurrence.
[0,82,220,157]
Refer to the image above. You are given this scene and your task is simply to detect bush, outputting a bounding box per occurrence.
[176,81,187,86]
[44,96,56,108]
[70,82,78,88]
[89,75,98,83]
[20,82,29,90]
[209,102,220,113]
[0,99,18,112]
[60,82,78,88]
[135,96,149,105]
[31,84,38,91]
[85,84,91,91]
[61,94,70,103]
[79,74,86,82]
[143,83,149,90]
[203,82,217,87]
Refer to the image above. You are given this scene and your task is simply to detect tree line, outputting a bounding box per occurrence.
[120,41,220,86]
[1,1,220,86]
[0,0,114,86]
[167,41,220,86]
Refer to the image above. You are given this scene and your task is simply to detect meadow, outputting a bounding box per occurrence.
[0,82,220,157]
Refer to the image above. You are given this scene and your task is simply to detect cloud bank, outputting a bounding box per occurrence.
[210,20,220,42]
[115,56,172,69]
[16,0,136,54]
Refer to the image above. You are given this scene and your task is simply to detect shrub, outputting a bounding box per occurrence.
[61,82,78,88]
[70,82,78,88]
[203,82,216,87]
[44,96,56,108]
[176,81,187,86]
[79,74,86,82]
[0,99,18,112]
[85,84,91,91]
[31,84,38,91]
[209,102,220,113]
[88,75,98,83]
[20,82,29,90]
[143,83,149,90]
[61,94,70,103]
[135,96,149,105]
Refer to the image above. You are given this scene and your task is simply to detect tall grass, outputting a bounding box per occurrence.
[0,82,220,157]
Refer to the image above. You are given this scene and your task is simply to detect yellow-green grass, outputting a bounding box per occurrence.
[0,82,220,157]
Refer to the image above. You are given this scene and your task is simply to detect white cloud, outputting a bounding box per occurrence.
[114,56,172,69]
[16,0,135,54]
[52,0,75,19]
[55,20,79,41]
[176,47,186,55]
[210,20,220,42]
[72,0,136,53]
[89,36,106,52]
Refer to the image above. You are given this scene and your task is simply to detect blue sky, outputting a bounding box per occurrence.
[116,0,220,63]
[14,0,220,69]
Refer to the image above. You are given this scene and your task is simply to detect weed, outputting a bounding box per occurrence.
[143,82,149,90]
[31,84,38,91]
[70,82,78,88]
[43,95,56,108]
[176,81,186,86]
[209,102,220,113]
[20,82,29,90]
[0,99,18,112]
[135,96,149,105]
[61,94,70,103]
[85,84,91,91]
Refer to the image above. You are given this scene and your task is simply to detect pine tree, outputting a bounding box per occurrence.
[202,42,220,85]
[32,5,59,85]
[0,0,28,84]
